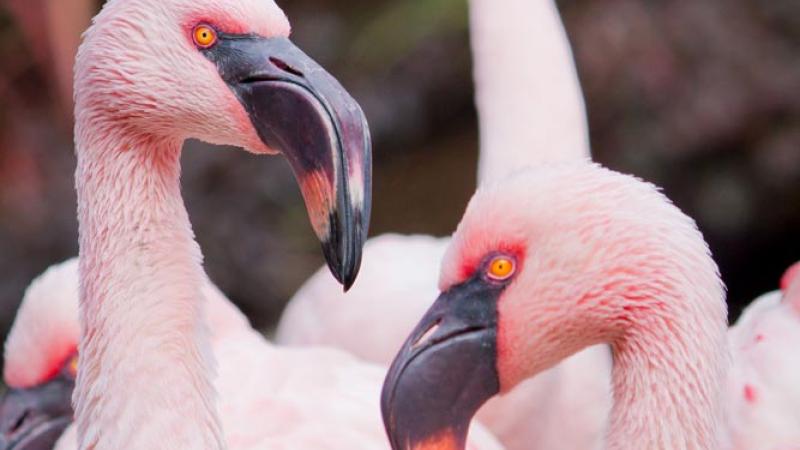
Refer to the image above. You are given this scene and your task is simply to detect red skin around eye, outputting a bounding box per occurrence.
[182,13,249,41]
[458,243,526,283]
[42,347,78,383]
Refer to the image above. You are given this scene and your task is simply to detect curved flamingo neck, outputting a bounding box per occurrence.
[74,123,225,449]
[606,286,728,449]
[470,0,591,185]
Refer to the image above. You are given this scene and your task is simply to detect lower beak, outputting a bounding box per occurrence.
[380,279,502,450]
[204,36,372,290]
[0,378,73,450]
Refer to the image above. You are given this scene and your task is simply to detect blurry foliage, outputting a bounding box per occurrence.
[350,0,468,70]
[0,0,798,348]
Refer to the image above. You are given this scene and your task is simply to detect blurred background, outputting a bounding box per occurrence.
[0,0,797,347]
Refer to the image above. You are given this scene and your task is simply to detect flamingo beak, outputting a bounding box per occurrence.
[0,377,73,450]
[204,36,371,290]
[380,277,502,450]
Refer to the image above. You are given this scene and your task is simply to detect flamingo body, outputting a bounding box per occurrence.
[277,234,450,363]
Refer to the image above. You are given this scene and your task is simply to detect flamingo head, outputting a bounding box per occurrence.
[75,0,371,288]
[0,258,247,450]
[380,163,724,450]
[0,260,80,450]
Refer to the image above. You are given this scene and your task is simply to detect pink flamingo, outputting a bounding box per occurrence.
[0,260,504,450]
[68,0,401,447]
[724,261,800,449]
[379,161,800,449]
[0,259,248,449]
[381,163,730,449]
[276,1,610,447]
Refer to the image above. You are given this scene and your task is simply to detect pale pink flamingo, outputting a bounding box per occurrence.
[724,261,800,449]
[0,260,79,450]
[0,258,247,449]
[70,0,377,447]
[276,1,610,448]
[381,163,730,449]
[0,260,504,450]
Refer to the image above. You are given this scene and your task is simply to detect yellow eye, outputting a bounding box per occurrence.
[487,256,515,281]
[193,25,217,48]
[67,355,79,377]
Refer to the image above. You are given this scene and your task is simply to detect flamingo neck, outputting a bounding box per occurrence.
[606,289,728,450]
[74,123,225,450]
[470,0,591,184]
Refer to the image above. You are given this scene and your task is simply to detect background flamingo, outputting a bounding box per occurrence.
[0,258,247,449]
[724,261,800,449]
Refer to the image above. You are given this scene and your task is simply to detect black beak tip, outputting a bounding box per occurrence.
[320,238,360,292]
[320,199,367,291]
[342,268,358,292]
[342,223,366,292]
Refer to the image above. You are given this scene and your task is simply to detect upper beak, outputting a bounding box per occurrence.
[0,377,73,450]
[204,36,371,289]
[381,278,502,450]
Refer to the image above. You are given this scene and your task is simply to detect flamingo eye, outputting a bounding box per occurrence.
[66,355,79,378]
[486,255,515,281]
[193,24,218,48]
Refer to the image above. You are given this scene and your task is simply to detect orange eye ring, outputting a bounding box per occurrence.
[487,255,516,281]
[193,24,218,48]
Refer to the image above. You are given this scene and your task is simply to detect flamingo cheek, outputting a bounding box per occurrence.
[494,290,534,393]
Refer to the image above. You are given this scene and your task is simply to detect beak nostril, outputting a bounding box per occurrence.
[269,57,304,77]
[9,410,30,434]
[412,319,442,350]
